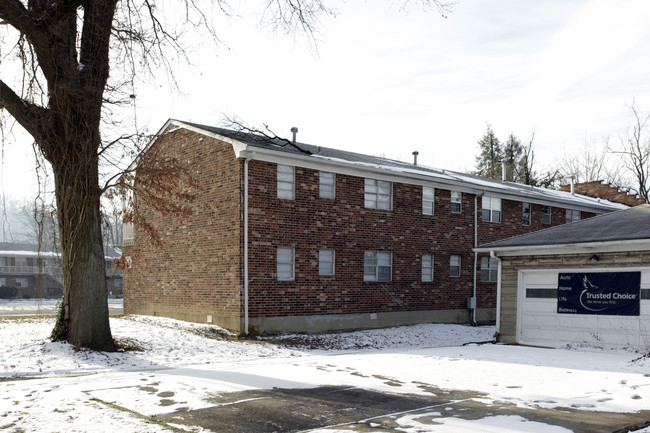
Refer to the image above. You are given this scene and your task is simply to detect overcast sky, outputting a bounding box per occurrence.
[3,0,650,198]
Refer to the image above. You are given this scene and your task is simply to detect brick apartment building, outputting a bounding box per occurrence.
[122,119,625,335]
[559,180,646,206]
[0,243,123,298]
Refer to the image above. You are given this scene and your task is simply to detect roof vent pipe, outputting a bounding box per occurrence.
[291,127,298,144]
[501,160,507,182]
[570,175,575,195]
[412,150,419,166]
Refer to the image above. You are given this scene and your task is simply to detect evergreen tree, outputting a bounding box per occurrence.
[475,124,503,179]
[503,133,523,182]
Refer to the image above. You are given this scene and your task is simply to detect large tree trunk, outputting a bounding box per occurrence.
[51,148,115,352]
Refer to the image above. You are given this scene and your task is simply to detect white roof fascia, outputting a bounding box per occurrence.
[475,190,624,214]
[475,239,650,257]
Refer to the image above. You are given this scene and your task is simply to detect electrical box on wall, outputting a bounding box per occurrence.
[467,297,476,309]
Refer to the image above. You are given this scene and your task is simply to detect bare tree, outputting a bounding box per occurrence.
[517,132,538,186]
[610,103,650,203]
[1,0,451,350]
[555,137,623,187]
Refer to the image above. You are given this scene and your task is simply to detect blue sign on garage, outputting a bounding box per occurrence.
[557,272,641,316]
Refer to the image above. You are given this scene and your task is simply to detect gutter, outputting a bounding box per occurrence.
[475,238,650,257]
[243,155,252,335]
[490,250,502,340]
[471,193,481,325]
[228,142,622,214]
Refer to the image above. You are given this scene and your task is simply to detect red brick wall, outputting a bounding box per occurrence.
[560,181,645,206]
[247,162,476,318]
[474,199,591,309]
[246,163,585,319]
[123,129,243,328]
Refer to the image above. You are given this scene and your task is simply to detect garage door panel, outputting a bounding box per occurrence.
[521,329,561,346]
[597,331,639,347]
[522,300,556,314]
[596,315,637,329]
[519,269,650,350]
[557,314,598,328]
[641,303,650,315]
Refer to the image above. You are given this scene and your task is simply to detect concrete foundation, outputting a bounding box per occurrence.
[246,308,496,336]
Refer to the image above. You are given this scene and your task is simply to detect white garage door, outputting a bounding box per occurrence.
[518,269,650,349]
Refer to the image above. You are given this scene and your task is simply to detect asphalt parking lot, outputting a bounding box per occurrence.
[154,385,650,433]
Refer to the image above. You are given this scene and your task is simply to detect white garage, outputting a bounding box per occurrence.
[476,205,650,350]
[517,268,650,348]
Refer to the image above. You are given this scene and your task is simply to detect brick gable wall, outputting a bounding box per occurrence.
[123,129,243,328]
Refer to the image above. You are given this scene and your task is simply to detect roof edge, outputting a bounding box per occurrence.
[475,238,650,256]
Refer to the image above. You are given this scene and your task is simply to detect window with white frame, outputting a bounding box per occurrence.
[319,171,335,199]
[542,205,551,224]
[276,246,294,281]
[522,202,531,226]
[481,256,498,282]
[450,191,462,213]
[566,209,581,223]
[364,179,392,210]
[422,187,435,215]
[422,254,434,282]
[277,165,295,200]
[0,278,5,286]
[364,251,392,281]
[15,277,28,288]
[1,257,15,266]
[450,255,461,278]
[319,249,335,276]
[482,196,502,223]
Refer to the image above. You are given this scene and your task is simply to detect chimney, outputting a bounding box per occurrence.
[412,150,419,166]
[570,175,575,195]
[291,127,298,144]
[501,160,507,182]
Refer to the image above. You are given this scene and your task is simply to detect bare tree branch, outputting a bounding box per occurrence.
[0,78,49,144]
[609,102,650,202]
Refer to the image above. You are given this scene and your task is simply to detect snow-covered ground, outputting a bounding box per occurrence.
[1,314,649,433]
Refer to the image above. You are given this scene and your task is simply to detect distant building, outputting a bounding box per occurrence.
[559,180,646,207]
[122,119,626,335]
[0,243,122,299]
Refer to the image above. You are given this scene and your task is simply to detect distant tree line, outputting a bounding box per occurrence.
[474,124,557,188]
[474,103,650,203]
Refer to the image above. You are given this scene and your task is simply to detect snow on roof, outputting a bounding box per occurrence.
[0,250,60,257]
[477,204,650,250]
[0,243,122,259]
[168,120,626,213]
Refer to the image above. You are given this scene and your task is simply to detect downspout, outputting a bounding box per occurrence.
[490,250,502,341]
[243,157,250,335]
[472,192,483,325]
